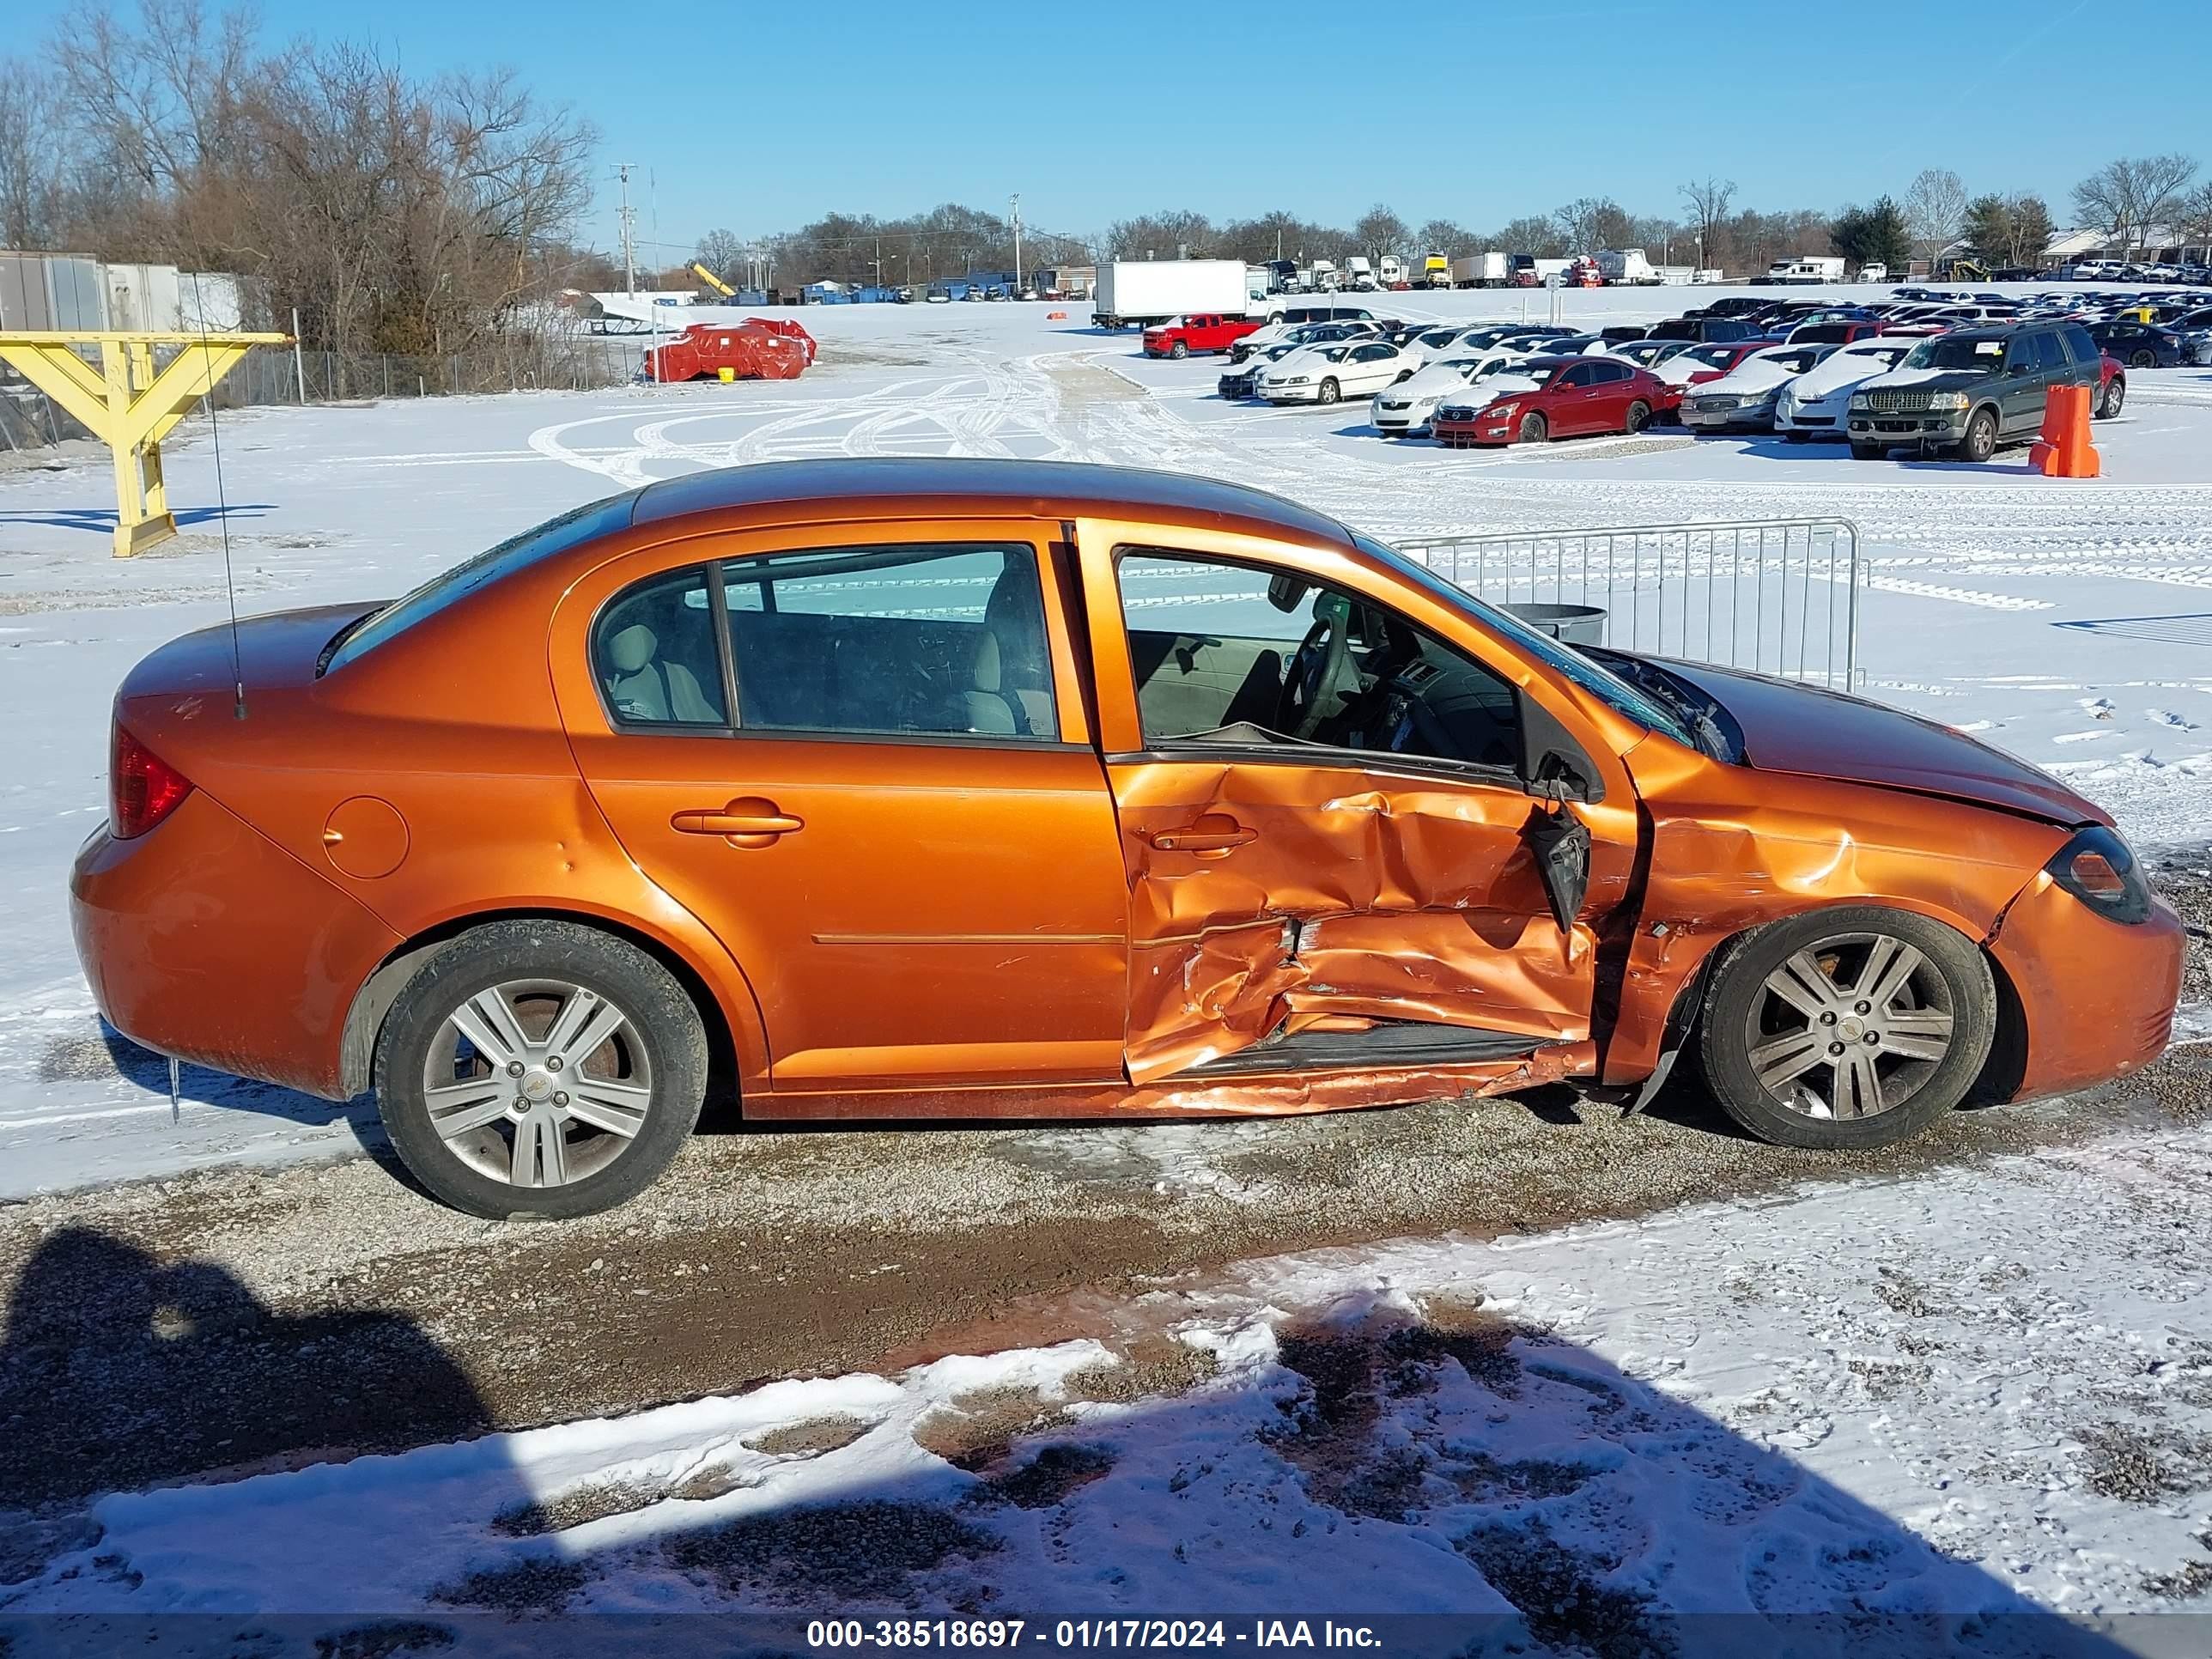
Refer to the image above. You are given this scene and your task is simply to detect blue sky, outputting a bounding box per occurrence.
[20,0,2200,256]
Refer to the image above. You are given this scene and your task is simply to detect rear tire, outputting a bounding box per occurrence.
[1698,907,1996,1152]
[1518,411,1548,444]
[1624,399,1651,434]
[374,921,708,1220]
[2130,349,2155,369]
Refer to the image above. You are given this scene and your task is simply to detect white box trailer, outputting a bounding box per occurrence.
[1765,256,1845,284]
[1092,260,1261,329]
[1596,248,1658,285]
[1451,252,1510,288]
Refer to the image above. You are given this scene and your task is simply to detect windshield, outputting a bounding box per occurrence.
[1904,335,2007,369]
[322,493,635,674]
[1685,343,1741,368]
[1419,328,1461,347]
[1351,533,1699,749]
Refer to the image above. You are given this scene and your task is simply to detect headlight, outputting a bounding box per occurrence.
[1488,401,1520,419]
[1282,375,1310,385]
[1928,392,1970,410]
[2045,825,2152,924]
[1849,392,1872,410]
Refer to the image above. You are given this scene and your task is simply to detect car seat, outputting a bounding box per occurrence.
[964,563,1055,736]
[604,623,721,725]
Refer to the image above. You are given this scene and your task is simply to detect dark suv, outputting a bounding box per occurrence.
[1844,322,2103,462]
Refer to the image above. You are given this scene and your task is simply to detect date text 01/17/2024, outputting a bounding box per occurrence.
[806,1620,1383,1650]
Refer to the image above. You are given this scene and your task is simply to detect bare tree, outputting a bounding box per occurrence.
[2072,154,2198,258]
[694,228,744,276]
[1903,167,1969,264]
[2180,179,2212,264]
[1677,176,1735,269]
[1103,209,1212,260]
[1352,204,1408,261]
[0,58,66,247]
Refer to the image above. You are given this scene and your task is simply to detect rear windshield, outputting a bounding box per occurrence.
[321,493,635,674]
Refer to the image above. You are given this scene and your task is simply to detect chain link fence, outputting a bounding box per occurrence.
[0,330,651,454]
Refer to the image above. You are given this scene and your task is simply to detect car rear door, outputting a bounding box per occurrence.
[1071,519,1642,1084]
[557,520,1131,1096]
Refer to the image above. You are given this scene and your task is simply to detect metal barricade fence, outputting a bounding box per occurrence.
[1396,518,1863,689]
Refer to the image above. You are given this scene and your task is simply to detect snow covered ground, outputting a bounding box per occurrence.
[10,1114,2212,1651]
[5,286,2212,1649]
[3,284,2209,1197]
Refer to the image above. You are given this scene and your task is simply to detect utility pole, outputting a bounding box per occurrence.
[614,162,639,298]
[1010,193,1024,290]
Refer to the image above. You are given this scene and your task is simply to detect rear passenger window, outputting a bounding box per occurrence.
[2063,325,2100,362]
[2033,332,2069,372]
[718,544,1057,741]
[592,568,727,727]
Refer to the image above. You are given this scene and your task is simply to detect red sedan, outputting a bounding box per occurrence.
[1431,356,1668,447]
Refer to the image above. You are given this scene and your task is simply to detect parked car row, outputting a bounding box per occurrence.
[1149,282,2198,462]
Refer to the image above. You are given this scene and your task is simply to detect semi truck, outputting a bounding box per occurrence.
[1450,252,1510,288]
[1377,254,1407,287]
[1092,260,1266,329]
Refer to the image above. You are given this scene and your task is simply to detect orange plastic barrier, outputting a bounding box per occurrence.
[2030,383,2099,478]
[1047,310,1067,319]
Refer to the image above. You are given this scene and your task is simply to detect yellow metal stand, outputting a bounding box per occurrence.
[0,330,289,557]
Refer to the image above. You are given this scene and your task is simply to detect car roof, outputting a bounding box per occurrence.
[630,458,1356,550]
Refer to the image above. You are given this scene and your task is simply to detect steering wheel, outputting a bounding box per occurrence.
[1279,605,1352,739]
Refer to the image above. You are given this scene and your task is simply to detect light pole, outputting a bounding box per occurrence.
[1010,193,1024,290]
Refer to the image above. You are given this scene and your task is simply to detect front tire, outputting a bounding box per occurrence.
[374,921,708,1219]
[1169,341,1188,360]
[1697,908,1995,1151]
[1959,407,1998,463]
[1317,377,1340,405]
[1518,411,1548,444]
[1850,441,1884,459]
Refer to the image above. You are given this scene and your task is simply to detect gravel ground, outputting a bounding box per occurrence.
[1,867,2207,1516]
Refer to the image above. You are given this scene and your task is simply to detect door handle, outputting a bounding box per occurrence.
[672,796,803,846]
[1148,814,1256,856]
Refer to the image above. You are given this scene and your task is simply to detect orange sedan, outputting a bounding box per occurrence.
[72,459,2182,1218]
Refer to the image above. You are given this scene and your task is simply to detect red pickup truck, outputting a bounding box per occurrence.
[1142,313,1262,359]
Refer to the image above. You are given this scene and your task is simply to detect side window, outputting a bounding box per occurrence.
[2033,332,2069,372]
[1596,361,1632,383]
[1559,363,1595,387]
[1116,551,1521,771]
[718,543,1056,741]
[593,567,727,728]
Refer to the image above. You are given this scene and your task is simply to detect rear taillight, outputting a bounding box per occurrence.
[111,724,191,839]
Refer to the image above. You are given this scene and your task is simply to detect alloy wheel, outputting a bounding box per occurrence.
[421,978,655,1187]
[1741,933,1954,1121]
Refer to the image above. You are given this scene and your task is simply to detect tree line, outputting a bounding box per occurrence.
[0,0,596,360]
[730,158,2212,293]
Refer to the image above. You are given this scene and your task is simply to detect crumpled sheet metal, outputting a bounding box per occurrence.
[1599,740,2072,1085]
[1110,759,1635,1082]
[752,1041,1597,1121]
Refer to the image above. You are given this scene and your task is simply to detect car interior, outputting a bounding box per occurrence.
[1118,554,1521,771]
[592,544,1058,741]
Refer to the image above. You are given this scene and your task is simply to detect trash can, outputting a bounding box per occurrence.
[1504,602,1607,647]
[717,366,736,384]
